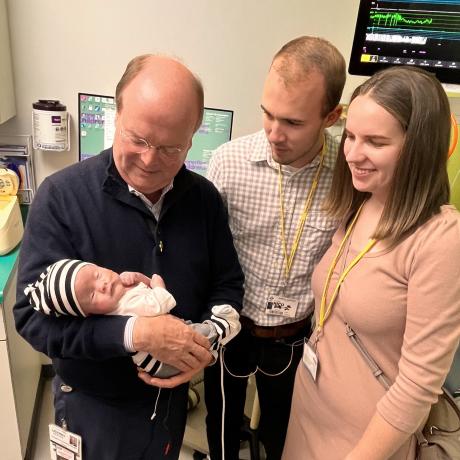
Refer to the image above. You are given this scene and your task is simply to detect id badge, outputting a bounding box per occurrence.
[302,340,319,381]
[49,423,83,460]
[265,294,298,318]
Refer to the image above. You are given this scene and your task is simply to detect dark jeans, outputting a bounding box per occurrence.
[52,375,188,460]
[204,327,306,460]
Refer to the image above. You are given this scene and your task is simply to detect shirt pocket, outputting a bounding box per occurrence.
[292,214,337,284]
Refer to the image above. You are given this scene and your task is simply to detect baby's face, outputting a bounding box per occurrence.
[74,264,126,315]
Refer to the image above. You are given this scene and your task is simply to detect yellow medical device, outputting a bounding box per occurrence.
[0,168,24,255]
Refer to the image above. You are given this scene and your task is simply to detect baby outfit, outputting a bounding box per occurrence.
[25,259,241,378]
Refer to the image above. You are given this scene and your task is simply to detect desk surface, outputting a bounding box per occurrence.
[0,244,19,303]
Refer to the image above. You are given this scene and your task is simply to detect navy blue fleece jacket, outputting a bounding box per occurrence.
[14,149,244,399]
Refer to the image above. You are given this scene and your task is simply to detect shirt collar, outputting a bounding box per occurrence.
[128,181,173,207]
[248,130,271,163]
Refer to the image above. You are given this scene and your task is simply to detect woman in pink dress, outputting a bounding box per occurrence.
[282,66,460,460]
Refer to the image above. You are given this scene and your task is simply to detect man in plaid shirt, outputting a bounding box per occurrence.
[205,36,346,460]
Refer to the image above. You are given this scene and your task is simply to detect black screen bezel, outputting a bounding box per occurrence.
[348,0,460,85]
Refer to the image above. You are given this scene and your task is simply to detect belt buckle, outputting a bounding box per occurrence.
[251,325,264,338]
[273,325,283,339]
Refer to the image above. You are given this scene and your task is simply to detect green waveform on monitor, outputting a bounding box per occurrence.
[370,12,433,27]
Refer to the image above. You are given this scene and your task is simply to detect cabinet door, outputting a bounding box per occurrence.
[0,0,16,124]
[4,268,42,457]
[0,340,22,460]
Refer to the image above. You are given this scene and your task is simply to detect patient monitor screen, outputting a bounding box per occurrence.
[349,0,460,84]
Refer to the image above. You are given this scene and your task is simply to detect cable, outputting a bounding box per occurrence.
[217,337,304,459]
[220,347,226,460]
[150,388,162,420]
[222,339,304,378]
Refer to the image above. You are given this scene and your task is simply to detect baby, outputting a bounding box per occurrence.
[25,259,241,378]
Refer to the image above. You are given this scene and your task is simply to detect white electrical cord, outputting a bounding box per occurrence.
[222,339,303,378]
[220,346,226,460]
[216,338,303,459]
[150,388,162,420]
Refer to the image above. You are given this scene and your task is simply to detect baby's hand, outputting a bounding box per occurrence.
[150,274,166,289]
[120,271,151,287]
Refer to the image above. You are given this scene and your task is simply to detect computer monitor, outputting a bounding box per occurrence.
[78,93,116,161]
[185,107,233,175]
[78,93,233,176]
[348,0,460,84]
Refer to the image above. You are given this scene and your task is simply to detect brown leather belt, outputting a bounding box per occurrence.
[240,315,310,339]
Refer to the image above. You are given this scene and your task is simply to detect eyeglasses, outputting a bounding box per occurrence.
[119,124,185,156]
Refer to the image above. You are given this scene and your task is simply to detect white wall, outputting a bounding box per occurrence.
[0,0,365,186]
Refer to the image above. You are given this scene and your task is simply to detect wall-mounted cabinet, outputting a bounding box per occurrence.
[0,0,16,124]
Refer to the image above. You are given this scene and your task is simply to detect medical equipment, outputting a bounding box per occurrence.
[0,168,24,254]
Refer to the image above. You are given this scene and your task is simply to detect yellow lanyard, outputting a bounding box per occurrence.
[317,202,377,333]
[278,142,326,279]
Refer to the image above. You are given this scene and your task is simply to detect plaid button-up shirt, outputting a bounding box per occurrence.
[207,130,339,326]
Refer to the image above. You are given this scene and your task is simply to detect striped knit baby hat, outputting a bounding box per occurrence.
[24,259,90,317]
